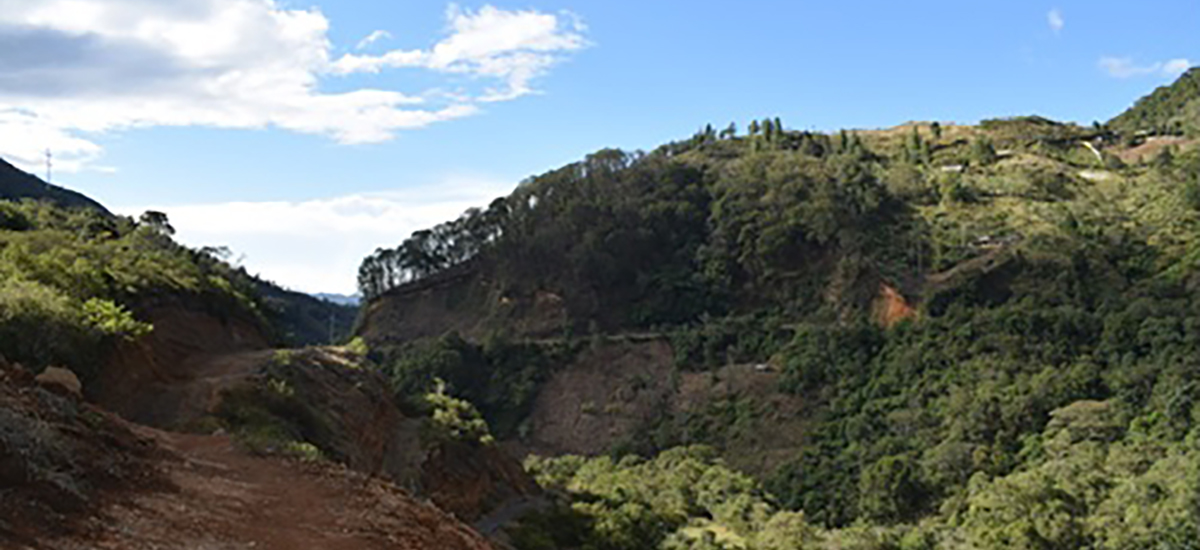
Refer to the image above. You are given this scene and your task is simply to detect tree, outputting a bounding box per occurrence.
[931,122,943,141]
[720,122,737,140]
[970,136,998,166]
[858,454,928,523]
[138,210,175,236]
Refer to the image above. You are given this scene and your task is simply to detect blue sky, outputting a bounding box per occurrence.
[1,0,1195,293]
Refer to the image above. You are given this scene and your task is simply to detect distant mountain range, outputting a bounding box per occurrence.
[312,293,361,306]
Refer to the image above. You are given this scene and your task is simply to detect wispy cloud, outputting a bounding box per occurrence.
[1163,59,1193,75]
[1047,8,1064,34]
[356,30,393,50]
[115,174,515,294]
[331,5,589,101]
[1099,56,1192,78]
[0,1,589,173]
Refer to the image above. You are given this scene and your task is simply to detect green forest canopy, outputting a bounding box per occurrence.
[363,75,1200,548]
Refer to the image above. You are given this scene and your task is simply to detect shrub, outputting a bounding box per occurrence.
[0,278,96,372]
[344,336,369,357]
[423,380,493,445]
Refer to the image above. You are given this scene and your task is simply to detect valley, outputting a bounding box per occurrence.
[3,68,1200,549]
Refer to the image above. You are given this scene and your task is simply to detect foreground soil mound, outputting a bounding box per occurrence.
[93,339,542,530]
[210,347,543,525]
[47,432,494,550]
[0,359,168,545]
[1,358,495,549]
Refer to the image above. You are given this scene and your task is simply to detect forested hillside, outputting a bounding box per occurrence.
[0,157,356,350]
[358,70,1200,549]
[0,201,264,379]
[1109,67,1200,136]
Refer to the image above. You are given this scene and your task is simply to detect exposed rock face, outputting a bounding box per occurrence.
[872,283,917,327]
[35,367,82,397]
[512,339,677,457]
[503,339,809,477]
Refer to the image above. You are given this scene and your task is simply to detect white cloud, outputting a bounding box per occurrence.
[0,1,588,173]
[1163,58,1193,76]
[1047,8,1064,33]
[1099,56,1192,78]
[331,4,589,100]
[115,174,515,294]
[356,29,392,50]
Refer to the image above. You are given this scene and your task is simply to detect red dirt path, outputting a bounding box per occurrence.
[32,430,493,550]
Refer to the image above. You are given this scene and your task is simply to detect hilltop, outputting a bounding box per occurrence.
[1109,67,1200,135]
[0,157,110,214]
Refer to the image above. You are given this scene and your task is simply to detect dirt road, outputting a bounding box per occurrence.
[35,430,492,550]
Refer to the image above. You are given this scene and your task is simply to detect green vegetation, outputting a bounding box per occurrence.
[0,201,265,378]
[375,332,578,438]
[217,369,331,461]
[1109,67,1200,135]
[514,447,903,550]
[0,181,358,382]
[423,379,494,445]
[359,70,1200,549]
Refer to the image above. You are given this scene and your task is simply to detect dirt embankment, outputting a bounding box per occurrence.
[3,330,524,548]
[3,357,493,550]
[505,339,810,477]
[194,347,541,525]
[358,268,570,345]
[5,296,539,547]
[55,431,495,550]
[93,329,542,530]
[0,359,168,546]
[90,303,271,426]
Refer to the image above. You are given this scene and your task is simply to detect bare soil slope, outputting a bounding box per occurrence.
[40,431,494,550]
[2,358,492,550]
[506,339,808,476]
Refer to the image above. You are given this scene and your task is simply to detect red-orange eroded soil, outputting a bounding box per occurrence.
[35,431,493,550]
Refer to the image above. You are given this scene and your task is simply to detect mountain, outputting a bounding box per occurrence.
[355,91,1200,545]
[1108,66,1200,135]
[256,283,358,346]
[312,292,361,306]
[0,156,110,214]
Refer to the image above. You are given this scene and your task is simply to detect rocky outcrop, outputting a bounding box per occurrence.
[35,367,83,397]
